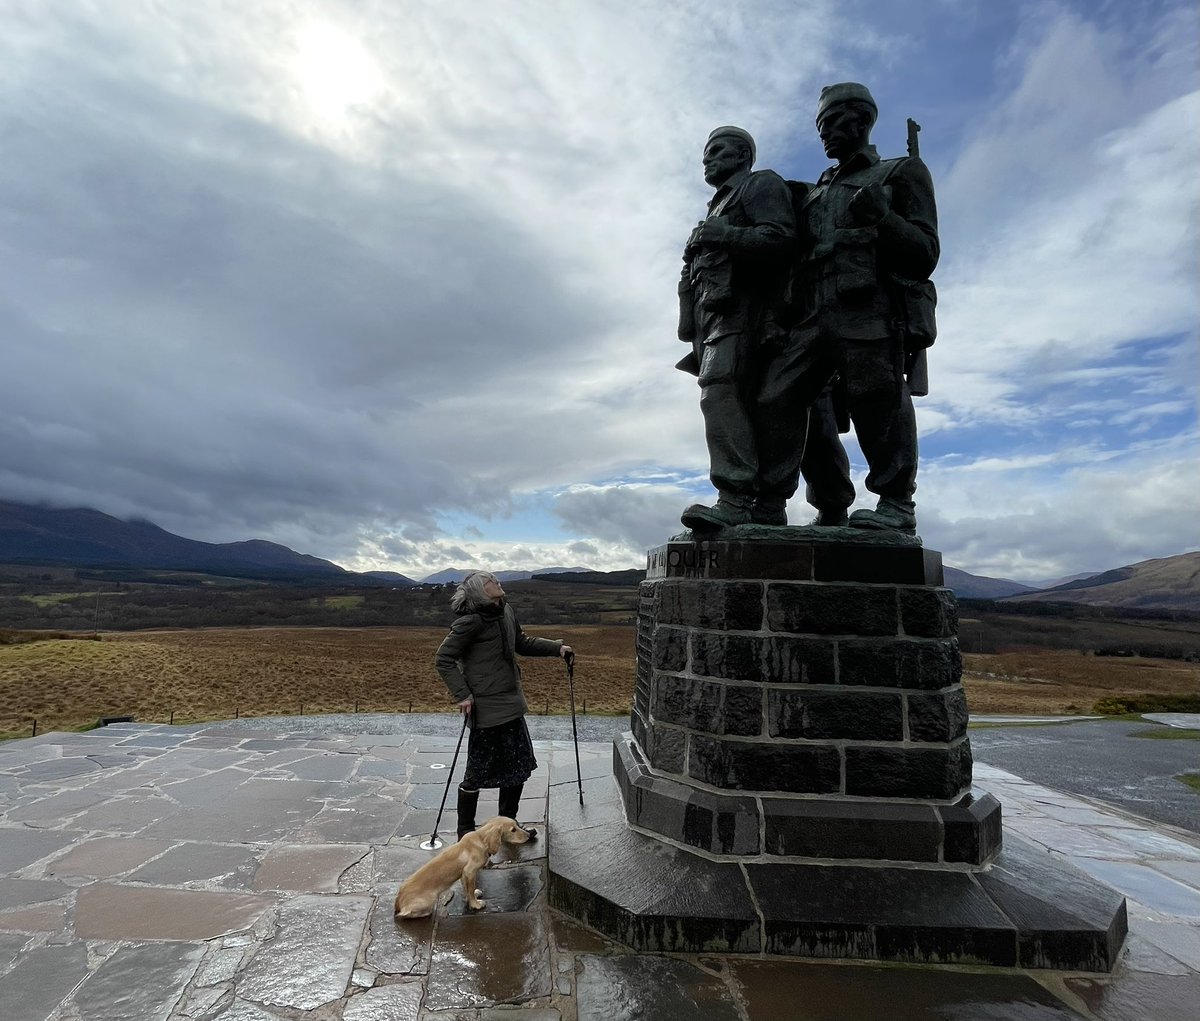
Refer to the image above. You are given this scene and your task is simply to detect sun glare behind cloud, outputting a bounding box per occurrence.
[292,20,384,121]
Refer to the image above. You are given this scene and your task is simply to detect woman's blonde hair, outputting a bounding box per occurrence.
[450,571,499,613]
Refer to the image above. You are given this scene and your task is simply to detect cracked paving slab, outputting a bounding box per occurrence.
[236,893,372,1010]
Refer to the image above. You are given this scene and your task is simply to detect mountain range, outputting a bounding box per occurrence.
[1,500,1195,609]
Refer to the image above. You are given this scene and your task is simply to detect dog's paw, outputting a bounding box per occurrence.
[468,897,487,911]
[474,888,483,898]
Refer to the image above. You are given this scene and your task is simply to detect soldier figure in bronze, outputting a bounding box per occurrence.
[676,126,802,530]
[785,82,939,534]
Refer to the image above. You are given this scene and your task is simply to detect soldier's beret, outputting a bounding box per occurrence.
[706,125,756,165]
[816,82,877,122]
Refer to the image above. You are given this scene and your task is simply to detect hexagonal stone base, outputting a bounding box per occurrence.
[613,736,1002,864]
[547,772,1127,971]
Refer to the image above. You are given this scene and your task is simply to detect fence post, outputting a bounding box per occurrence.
[169,709,174,725]
[32,718,38,737]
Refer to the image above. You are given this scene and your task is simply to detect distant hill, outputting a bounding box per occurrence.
[1005,551,1200,611]
[362,570,418,585]
[421,567,586,584]
[0,500,350,580]
[943,567,1037,600]
[1029,571,1101,589]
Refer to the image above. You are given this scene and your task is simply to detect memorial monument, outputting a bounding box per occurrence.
[548,85,1128,971]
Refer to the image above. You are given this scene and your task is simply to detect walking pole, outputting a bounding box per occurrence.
[421,709,469,850]
[565,651,584,804]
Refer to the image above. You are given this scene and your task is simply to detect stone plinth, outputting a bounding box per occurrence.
[547,528,1128,970]
[627,532,997,865]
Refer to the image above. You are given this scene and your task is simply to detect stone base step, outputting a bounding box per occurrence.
[547,769,1127,971]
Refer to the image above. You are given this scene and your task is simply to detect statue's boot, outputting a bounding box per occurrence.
[681,496,751,530]
[848,497,916,534]
[806,507,850,527]
[751,498,788,526]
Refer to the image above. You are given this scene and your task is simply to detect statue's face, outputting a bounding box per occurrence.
[703,136,746,186]
[817,105,869,160]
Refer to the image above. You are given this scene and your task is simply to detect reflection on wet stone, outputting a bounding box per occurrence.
[576,954,741,1021]
[342,981,424,1020]
[237,893,371,1010]
[73,941,205,1021]
[731,959,1088,1020]
[1065,972,1200,1021]
[444,865,543,915]
[425,912,552,1009]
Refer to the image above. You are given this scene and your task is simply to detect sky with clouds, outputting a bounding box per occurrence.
[2,0,1196,584]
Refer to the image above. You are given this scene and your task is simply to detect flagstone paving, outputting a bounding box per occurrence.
[0,721,1196,1019]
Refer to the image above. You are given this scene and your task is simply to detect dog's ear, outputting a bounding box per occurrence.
[485,824,504,856]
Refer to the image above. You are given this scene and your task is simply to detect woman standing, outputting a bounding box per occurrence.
[435,571,573,839]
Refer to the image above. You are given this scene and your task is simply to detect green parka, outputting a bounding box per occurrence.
[434,602,562,729]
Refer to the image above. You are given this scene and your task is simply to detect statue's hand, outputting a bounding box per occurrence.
[848,182,888,225]
[692,217,731,247]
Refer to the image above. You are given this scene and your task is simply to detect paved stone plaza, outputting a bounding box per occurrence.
[1,720,1198,1020]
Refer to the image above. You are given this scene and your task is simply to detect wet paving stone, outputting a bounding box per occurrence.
[425,911,552,1009]
[1075,859,1200,918]
[575,953,740,1021]
[283,753,359,781]
[366,883,434,974]
[1131,916,1200,969]
[729,959,1087,1020]
[67,792,181,832]
[142,787,326,843]
[0,940,90,1021]
[0,931,32,966]
[16,756,103,781]
[0,826,79,871]
[0,900,68,931]
[47,835,172,877]
[1,786,110,823]
[298,795,403,843]
[236,893,372,1010]
[445,864,543,916]
[550,909,612,954]
[251,843,368,892]
[127,841,263,887]
[342,980,424,1019]
[392,808,443,840]
[1065,971,1200,1021]
[71,940,205,1021]
[74,883,273,940]
[0,877,71,911]
[210,998,289,1020]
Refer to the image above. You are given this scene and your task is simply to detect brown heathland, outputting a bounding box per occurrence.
[2,627,1197,736]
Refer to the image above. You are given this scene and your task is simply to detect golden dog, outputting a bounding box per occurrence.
[394,816,530,918]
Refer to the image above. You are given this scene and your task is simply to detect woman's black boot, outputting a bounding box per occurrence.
[499,783,537,840]
[456,786,479,840]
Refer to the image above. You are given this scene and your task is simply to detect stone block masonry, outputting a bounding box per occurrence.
[624,534,995,866]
